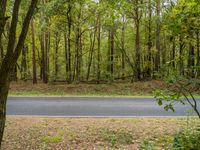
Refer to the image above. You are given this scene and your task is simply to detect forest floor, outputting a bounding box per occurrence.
[9,80,200,97]
[3,117,199,150]
[9,80,168,97]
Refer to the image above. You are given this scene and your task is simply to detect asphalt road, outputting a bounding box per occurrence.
[6,97,200,117]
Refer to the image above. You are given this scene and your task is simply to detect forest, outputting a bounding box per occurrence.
[1,0,199,84]
[0,0,200,149]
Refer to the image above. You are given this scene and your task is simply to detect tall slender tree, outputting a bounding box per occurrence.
[0,0,38,146]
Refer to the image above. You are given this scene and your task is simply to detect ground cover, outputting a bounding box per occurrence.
[3,117,199,150]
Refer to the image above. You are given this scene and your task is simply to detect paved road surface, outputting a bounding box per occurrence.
[7,97,200,117]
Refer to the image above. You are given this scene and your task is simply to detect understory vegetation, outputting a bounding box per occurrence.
[2,117,200,150]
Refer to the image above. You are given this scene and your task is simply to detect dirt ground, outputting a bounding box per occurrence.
[3,117,198,150]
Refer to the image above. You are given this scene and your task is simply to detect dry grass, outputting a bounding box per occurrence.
[9,80,167,96]
[3,117,198,150]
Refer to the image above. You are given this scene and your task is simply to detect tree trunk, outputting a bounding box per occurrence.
[179,35,184,76]
[147,0,152,78]
[0,0,38,147]
[0,71,9,148]
[155,0,161,71]
[0,0,7,61]
[196,32,200,77]
[31,18,37,84]
[134,0,141,81]
[66,3,72,83]
[97,13,101,83]
[110,29,114,76]
[43,31,49,83]
[54,32,59,80]
[21,45,28,81]
[171,36,175,68]
[188,30,195,78]
[87,27,97,81]
[40,33,45,81]
[121,15,125,80]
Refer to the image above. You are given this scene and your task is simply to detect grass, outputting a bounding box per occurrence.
[2,117,200,150]
[41,136,62,144]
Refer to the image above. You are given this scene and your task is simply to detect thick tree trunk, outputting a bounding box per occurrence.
[31,18,37,84]
[0,71,9,148]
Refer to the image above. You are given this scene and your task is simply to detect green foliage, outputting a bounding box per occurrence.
[154,64,200,118]
[41,135,62,144]
[172,127,200,149]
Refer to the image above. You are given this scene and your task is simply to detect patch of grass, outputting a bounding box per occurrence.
[41,135,62,144]
[97,128,134,147]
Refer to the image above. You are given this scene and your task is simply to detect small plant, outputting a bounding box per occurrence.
[139,140,155,150]
[41,135,62,144]
[98,128,133,147]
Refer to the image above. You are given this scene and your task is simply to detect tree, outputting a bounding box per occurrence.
[0,0,38,147]
[31,18,37,84]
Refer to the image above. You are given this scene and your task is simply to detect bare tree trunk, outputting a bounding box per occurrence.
[31,18,37,84]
